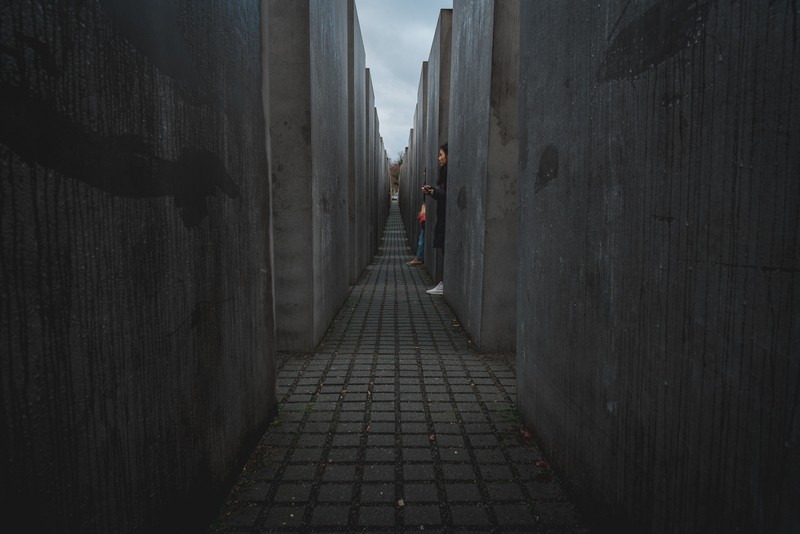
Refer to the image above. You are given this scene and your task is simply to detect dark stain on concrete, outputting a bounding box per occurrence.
[534,145,559,193]
[597,0,715,83]
[0,83,239,228]
[99,0,209,93]
[457,186,467,210]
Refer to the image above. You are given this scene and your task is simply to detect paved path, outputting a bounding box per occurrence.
[210,204,583,533]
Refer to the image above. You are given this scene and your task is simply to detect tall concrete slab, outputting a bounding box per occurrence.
[0,0,276,531]
[372,108,382,252]
[517,2,799,532]
[348,0,367,284]
[401,129,416,244]
[424,10,453,287]
[444,0,519,351]
[269,0,349,350]
[412,64,429,261]
[365,69,376,266]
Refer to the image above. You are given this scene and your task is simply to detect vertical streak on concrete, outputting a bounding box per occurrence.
[517,1,799,532]
[445,0,519,351]
[347,0,367,285]
[425,10,453,289]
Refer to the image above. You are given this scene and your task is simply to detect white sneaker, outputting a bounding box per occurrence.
[426,281,443,295]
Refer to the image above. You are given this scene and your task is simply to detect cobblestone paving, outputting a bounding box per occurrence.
[209,204,584,533]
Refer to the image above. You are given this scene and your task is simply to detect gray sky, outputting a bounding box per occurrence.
[355,0,453,161]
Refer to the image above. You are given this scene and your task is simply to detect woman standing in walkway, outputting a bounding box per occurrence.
[422,143,447,295]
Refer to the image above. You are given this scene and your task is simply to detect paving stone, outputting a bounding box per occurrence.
[365,448,395,463]
[403,464,435,481]
[438,448,469,462]
[368,422,396,433]
[367,434,397,447]
[290,448,323,463]
[238,483,270,502]
[332,434,360,447]
[262,506,305,528]
[362,464,396,482]
[445,483,481,502]
[403,505,441,526]
[479,464,514,481]
[442,464,476,481]
[402,448,433,462]
[401,422,428,433]
[310,506,350,526]
[404,483,439,502]
[450,505,491,526]
[327,448,359,462]
[282,465,317,481]
[436,435,465,447]
[323,465,356,482]
[358,506,395,527]
[274,484,313,503]
[317,484,354,503]
[402,435,431,447]
[360,483,395,502]
[487,482,525,502]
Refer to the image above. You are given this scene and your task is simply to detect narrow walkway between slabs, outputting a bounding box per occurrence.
[210,203,584,534]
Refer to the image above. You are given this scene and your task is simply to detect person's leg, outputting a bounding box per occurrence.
[416,228,425,260]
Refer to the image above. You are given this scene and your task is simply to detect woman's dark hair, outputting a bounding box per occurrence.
[438,143,448,186]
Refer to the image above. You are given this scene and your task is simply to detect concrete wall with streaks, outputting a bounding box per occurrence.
[424,10,453,285]
[517,1,799,532]
[348,0,367,285]
[445,0,519,351]
[269,0,349,351]
[0,0,276,532]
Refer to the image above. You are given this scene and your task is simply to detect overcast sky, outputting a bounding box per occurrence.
[355,0,453,161]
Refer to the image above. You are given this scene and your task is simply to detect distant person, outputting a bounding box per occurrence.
[407,200,426,266]
[422,143,447,295]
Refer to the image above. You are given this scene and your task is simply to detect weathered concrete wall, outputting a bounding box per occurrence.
[517,1,799,532]
[0,0,276,532]
[269,0,349,351]
[400,129,415,245]
[372,111,379,252]
[347,0,367,284]
[445,0,519,351]
[365,69,376,266]
[424,10,453,288]
[403,118,418,249]
[406,65,427,259]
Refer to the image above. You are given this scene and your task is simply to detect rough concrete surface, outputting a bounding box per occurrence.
[424,10,453,286]
[0,0,276,532]
[348,0,367,285]
[517,1,799,533]
[269,0,350,351]
[445,0,519,352]
[365,69,376,268]
[413,63,428,261]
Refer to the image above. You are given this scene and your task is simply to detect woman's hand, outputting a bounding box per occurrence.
[421,185,433,195]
